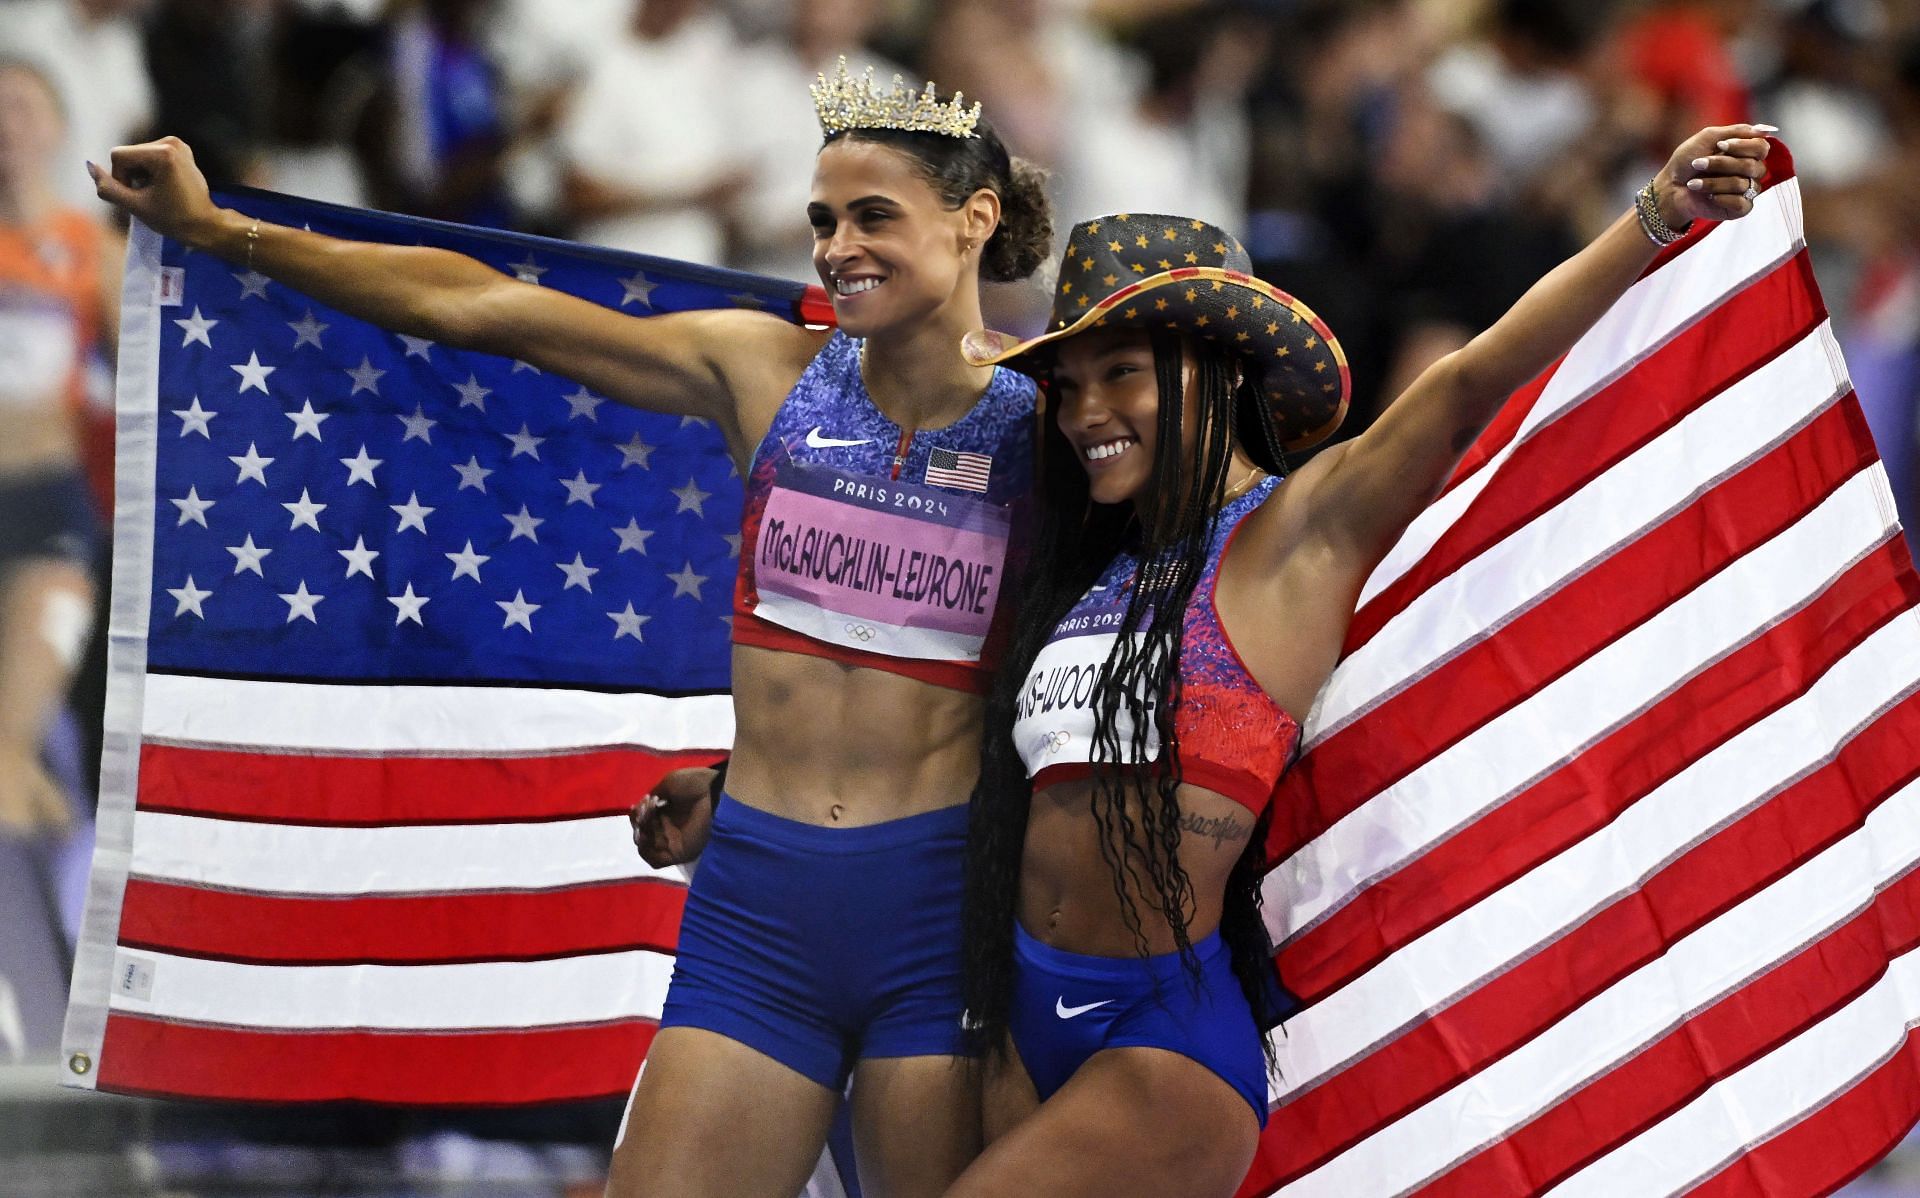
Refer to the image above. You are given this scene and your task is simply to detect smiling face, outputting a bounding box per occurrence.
[808,137,987,338]
[1051,328,1207,508]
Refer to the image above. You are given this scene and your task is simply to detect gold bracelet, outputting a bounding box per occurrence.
[1634,179,1690,247]
[245,217,261,271]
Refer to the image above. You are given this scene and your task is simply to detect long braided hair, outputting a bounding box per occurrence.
[964,330,1293,1068]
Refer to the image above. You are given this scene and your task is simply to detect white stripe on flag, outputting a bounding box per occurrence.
[1274,723,1920,1195]
[1312,320,1848,741]
[1548,941,1920,1196]
[1271,600,1920,1104]
[141,673,734,753]
[1353,180,1806,615]
[1269,464,1902,945]
[106,946,673,1030]
[129,811,678,895]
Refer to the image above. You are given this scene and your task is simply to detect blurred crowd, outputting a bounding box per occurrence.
[5,0,1920,1188]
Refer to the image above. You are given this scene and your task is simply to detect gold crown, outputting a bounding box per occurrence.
[811,58,981,140]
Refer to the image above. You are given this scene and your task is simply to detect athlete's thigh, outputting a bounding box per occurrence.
[943,1045,1261,1198]
[848,1053,981,1198]
[607,1026,838,1198]
[980,1034,1039,1148]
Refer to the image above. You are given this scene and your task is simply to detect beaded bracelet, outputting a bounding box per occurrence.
[1635,179,1690,247]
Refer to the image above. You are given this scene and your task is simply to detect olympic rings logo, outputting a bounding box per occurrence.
[844,623,878,642]
[1043,730,1072,753]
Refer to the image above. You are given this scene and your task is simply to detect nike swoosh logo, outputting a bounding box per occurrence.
[1055,996,1114,1020]
[806,427,873,449]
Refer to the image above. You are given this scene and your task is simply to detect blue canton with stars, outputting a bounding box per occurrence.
[148,188,811,692]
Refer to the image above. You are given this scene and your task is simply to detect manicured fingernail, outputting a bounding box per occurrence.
[1688,178,1705,190]
[1692,157,1710,170]
[1716,139,1733,151]
[84,160,99,181]
[1753,123,1779,133]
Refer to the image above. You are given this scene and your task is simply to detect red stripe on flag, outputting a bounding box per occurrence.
[1413,864,1920,1196]
[1246,670,1920,1191]
[1277,407,1896,991]
[96,1013,656,1105]
[1683,1026,1920,1198]
[138,743,724,825]
[1345,252,1824,658]
[1434,144,1800,503]
[117,877,686,965]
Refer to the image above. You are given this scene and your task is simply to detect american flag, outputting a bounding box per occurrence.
[60,188,827,1106]
[925,445,992,493]
[1242,143,1920,1194]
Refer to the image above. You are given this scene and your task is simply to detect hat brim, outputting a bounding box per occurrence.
[963,267,1350,452]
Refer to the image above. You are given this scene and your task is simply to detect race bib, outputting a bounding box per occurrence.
[1014,616,1158,774]
[0,295,77,410]
[751,461,1011,661]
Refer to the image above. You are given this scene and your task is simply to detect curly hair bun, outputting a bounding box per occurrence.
[982,157,1053,283]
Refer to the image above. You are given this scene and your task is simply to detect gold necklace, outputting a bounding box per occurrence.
[1222,463,1264,503]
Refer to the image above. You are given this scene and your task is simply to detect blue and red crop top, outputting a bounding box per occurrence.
[1011,476,1300,814]
[733,332,1036,693]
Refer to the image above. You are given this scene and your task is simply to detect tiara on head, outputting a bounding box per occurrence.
[811,57,982,140]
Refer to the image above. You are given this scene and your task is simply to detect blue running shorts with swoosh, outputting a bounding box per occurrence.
[659,796,972,1089]
[1008,923,1270,1125]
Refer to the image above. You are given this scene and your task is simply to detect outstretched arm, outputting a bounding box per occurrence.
[1287,125,1774,569]
[91,138,821,453]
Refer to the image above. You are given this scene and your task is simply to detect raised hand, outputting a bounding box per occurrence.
[1652,123,1777,230]
[88,136,224,248]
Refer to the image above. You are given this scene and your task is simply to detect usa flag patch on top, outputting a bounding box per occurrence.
[925,446,991,492]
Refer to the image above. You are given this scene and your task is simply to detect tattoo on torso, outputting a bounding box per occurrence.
[1178,809,1251,851]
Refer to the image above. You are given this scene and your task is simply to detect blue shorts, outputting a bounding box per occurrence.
[659,796,972,1091]
[0,468,100,572]
[1009,923,1270,1127]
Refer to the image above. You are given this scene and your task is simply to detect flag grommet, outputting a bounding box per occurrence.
[68,1052,92,1076]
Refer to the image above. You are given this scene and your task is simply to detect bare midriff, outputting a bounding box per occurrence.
[0,405,79,477]
[1017,775,1256,957]
[723,641,986,826]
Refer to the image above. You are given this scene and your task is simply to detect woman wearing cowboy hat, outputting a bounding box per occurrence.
[949,123,1775,1197]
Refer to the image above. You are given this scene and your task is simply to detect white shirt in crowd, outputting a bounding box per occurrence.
[0,0,154,211]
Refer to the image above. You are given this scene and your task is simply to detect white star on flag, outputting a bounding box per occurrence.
[345,356,386,395]
[561,470,602,507]
[503,505,543,543]
[504,424,545,459]
[446,541,489,582]
[391,492,435,533]
[563,387,603,421]
[389,583,430,626]
[285,399,328,440]
[341,445,383,486]
[398,334,434,359]
[613,519,653,555]
[615,433,655,470]
[452,375,491,410]
[608,602,650,641]
[279,580,324,623]
[557,554,600,592]
[167,575,212,618]
[287,310,329,350]
[338,536,379,579]
[229,443,274,486]
[283,488,327,531]
[173,396,216,438]
[510,254,547,284]
[672,478,712,517]
[398,405,436,444]
[451,456,493,492]
[226,534,272,576]
[723,532,743,557]
[171,487,214,527]
[233,269,271,300]
[231,351,275,394]
[618,271,657,308]
[667,561,708,600]
[174,306,217,348]
[497,589,540,631]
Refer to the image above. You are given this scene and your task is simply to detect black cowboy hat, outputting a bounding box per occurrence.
[962,213,1350,451]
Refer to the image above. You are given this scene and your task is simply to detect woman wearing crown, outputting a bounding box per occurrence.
[944,126,1774,1196]
[92,64,1051,1197]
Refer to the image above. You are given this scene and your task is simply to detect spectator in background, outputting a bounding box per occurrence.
[731,0,901,280]
[485,0,632,229]
[1610,0,1753,149]
[142,0,270,190]
[1424,0,1600,179]
[0,0,154,212]
[555,0,749,261]
[369,0,516,227]
[253,8,385,209]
